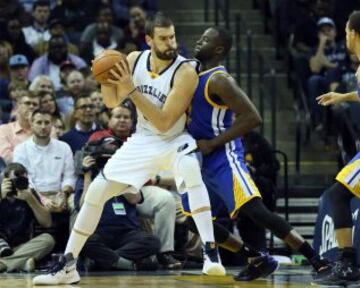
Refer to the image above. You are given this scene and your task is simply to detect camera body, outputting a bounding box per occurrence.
[7,175,29,197]
[83,136,124,170]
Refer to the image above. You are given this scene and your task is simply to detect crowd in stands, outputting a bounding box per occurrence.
[0,0,280,273]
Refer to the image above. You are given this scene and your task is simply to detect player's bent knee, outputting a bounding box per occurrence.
[177,155,203,188]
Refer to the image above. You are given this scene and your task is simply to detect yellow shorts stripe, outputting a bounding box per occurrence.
[230,172,261,218]
[336,158,360,197]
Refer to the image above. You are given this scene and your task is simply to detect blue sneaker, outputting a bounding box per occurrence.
[234,253,279,281]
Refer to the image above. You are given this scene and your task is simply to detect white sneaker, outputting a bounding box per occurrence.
[202,242,226,276]
[33,254,80,285]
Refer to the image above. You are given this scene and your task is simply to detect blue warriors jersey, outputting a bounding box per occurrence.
[183,66,261,218]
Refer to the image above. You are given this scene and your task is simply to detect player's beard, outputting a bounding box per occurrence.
[154,46,178,60]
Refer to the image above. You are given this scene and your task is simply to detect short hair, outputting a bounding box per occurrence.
[145,12,173,37]
[17,90,40,103]
[212,26,233,57]
[4,162,27,178]
[349,11,360,34]
[74,94,91,108]
[28,75,55,92]
[33,0,50,11]
[31,109,53,122]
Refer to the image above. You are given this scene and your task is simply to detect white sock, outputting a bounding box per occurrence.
[187,184,215,244]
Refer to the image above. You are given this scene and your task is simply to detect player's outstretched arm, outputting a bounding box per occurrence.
[316,91,360,106]
[198,73,262,155]
[109,61,198,133]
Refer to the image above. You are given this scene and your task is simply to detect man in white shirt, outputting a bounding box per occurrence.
[13,109,76,215]
[22,0,51,48]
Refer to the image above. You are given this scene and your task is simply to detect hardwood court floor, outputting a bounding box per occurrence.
[0,265,319,288]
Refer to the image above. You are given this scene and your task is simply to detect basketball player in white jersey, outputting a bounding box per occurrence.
[33,13,225,285]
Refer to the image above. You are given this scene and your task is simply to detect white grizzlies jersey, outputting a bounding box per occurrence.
[132,50,194,139]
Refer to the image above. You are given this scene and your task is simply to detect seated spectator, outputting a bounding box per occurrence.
[33,18,79,57]
[124,5,148,51]
[53,115,65,139]
[0,1,30,26]
[29,35,87,90]
[50,0,97,45]
[13,109,76,231]
[6,81,28,121]
[39,90,62,119]
[28,74,54,94]
[0,91,39,163]
[90,90,109,128]
[22,0,51,49]
[80,22,122,65]
[0,54,30,121]
[56,70,87,117]
[75,144,160,271]
[4,18,35,63]
[308,17,347,129]
[60,95,100,154]
[80,5,124,53]
[0,41,13,82]
[0,162,54,272]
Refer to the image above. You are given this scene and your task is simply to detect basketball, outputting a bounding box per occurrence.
[92,49,127,84]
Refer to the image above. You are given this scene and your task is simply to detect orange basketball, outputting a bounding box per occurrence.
[92,49,127,84]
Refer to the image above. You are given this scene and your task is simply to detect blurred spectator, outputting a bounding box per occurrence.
[0,162,54,272]
[9,55,30,86]
[328,54,358,93]
[0,0,30,25]
[56,70,86,117]
[124,5,148,51]
[39,90,62,119]
[4,18,35,63]
[34,18,79,57]
[90,90,109,128]
[29,35,87,90]
[13,109,76,216]
[19,0,57,13]
[60,95,100,154]
[80,5,124,53]
[80,22,122,65]
[308,17,347,128]
[22,0,51,48]
[53,115,65,138]
[58,60,76,87]
[28,75,54,94]
[0,92,39,163]
[84,74,99,94]
[50,0,97,45]
[0,41,13,81]
[0,54,30,119]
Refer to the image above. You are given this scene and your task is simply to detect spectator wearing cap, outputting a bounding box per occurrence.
[307,17,347,130]
[9,55,30,86]
[33,19,79,57]
[22,0,51,49]
[28,35,87,91]
[4,18,35,64]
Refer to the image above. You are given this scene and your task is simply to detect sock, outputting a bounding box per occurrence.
[339,247,357,264]
[112,257,134,270]
[298,242,317,261]
[187,184,215,243]
[238,244,262,260]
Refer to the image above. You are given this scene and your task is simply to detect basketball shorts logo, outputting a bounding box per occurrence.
[177,143,189,153]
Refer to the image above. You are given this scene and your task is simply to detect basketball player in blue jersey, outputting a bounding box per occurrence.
[33,13,225,285]
[181,26,332,282]
[312,11,360,287]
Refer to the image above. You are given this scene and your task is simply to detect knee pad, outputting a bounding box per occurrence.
[177,155,203,188]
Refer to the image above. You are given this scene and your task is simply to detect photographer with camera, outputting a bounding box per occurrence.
[0,162,54,272]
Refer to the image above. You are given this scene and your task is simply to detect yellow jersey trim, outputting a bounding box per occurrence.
[204,70,229,109]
